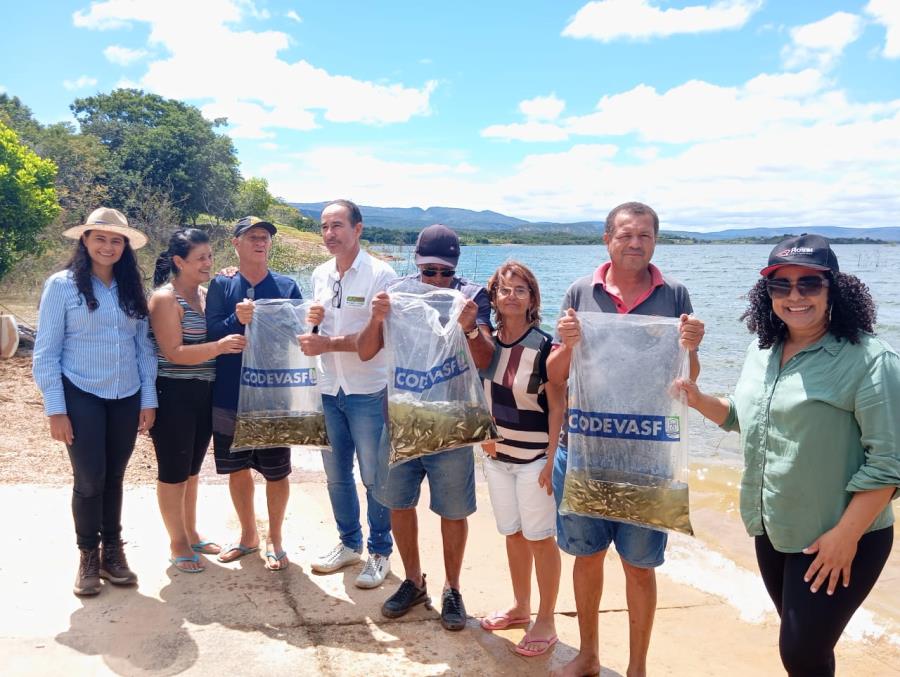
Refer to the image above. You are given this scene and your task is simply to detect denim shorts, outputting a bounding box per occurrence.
[552,445,667,568]
[377,446,476,520]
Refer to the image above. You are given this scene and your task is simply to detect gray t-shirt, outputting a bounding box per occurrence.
[556,269,694,449]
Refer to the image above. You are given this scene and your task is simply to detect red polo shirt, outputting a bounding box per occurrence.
[592,262,665,314]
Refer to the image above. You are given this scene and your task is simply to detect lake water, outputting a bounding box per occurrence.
[361,243,900,463]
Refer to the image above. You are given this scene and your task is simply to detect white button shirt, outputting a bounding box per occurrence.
[310,250,397,396]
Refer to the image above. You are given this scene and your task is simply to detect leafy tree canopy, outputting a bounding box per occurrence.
[0,121,60,280]
[71,89,240,223]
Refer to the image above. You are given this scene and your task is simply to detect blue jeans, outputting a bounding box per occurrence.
[321,388,392,557]
[377,446,477,520]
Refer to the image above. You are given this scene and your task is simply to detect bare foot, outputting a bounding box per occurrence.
[550,652,601,677]
[480,604,531,630]
[190,538,221,555]
[170,546,204,572]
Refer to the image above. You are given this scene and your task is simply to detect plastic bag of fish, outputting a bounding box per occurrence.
[232,299,329,451]
[559,312,693,535]
[384,282,499,465]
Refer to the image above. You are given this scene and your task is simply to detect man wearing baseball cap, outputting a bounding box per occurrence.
[206,216,302,570]
[358,223,493,631]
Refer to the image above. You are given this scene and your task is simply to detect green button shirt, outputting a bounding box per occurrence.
[723,332,900,553]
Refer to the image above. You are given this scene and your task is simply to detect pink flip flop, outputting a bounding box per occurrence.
[514,634,559,657]
[480,611,531,631]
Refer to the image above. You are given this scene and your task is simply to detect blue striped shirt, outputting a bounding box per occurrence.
[32,270,158,415]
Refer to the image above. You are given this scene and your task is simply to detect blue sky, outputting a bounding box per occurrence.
[3,0,900,230]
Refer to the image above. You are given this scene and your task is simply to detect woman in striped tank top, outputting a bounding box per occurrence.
[478,261,565,657]
[149,229,245,573]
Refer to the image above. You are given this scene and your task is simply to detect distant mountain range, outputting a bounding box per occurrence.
[289,202,900,241]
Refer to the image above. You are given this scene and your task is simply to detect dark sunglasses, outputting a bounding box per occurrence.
[421,268,455,278]
[765,275,829,299]
[331,279,342,308]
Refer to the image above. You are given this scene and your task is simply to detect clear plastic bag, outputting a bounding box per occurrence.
[384,280,499,465]
[232,299,329,451]
[560,312,693,535]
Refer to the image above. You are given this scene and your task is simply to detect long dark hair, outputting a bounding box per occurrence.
[153,228,210,287]
[741,271,877,348]
[66,232,149,319]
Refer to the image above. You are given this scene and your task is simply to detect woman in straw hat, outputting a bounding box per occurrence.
[33,207,158,596]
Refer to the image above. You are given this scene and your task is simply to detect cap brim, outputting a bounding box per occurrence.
[759,262,831,277]
[415,254,459,268]
[62,224,148,250]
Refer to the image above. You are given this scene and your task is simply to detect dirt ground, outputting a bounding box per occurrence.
[0,354,162,485]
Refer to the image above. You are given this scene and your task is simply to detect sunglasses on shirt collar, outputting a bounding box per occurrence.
[421,268,456,278]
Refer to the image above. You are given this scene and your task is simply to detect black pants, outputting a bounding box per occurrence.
[63,378,140,550]
[150,377,213,484]
[755,526,893,677]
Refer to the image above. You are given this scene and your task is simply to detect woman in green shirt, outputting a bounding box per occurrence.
[677,234,898,677]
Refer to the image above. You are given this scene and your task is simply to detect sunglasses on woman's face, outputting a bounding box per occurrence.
[765,275,829,299]
[421,268,455,278]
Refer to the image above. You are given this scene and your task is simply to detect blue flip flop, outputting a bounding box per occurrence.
[265,550,289,571]
[190,541,221,555]
[216,543,259,563]
[170,554,205,573]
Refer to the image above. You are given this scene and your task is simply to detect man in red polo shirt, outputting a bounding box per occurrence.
[547,202,704,677]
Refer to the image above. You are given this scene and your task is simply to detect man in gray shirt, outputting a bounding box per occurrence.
[547,202,704,677]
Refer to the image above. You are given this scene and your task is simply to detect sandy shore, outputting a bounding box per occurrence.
[2,352,898,675]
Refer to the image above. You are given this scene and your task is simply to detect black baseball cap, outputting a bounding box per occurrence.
[233,216,277,238]
[760,234,839,276]
[414,224,460,267]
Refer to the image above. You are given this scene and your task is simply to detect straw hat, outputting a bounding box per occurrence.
[62,208,148,250]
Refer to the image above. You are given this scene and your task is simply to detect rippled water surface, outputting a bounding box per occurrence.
[366,243,900,461]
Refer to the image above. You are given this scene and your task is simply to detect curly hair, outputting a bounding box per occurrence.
[741,272,876,348]
[486,261,542,331]
[66,234,149,319]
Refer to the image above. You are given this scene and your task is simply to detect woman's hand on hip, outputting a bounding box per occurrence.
[803,526,858,595]
[49,414,74,445]
[138,408,156,435]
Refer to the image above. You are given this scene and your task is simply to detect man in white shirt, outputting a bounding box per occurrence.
[300,199,397,588]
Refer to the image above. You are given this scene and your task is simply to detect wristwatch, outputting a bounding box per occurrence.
[465,325,480,340]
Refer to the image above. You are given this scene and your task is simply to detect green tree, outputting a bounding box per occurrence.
[0,121,60,280]
[268,199,319,232]
[71,89,240,223]
[235,177,274,219]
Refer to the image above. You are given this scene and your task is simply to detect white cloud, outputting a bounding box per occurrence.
[63,75,98,91]
[73,0,436,136]
[563,0,762,41]
[260,142,279,150]
[285,10,302,23]
[866,0,900,58]
[103,45,149,65]
[519,93,565,121]
[782,12,864,69]
[482,121,570,142]
[114,77,141,89]
[0,85,5,94]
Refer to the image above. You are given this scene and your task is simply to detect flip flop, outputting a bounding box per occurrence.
[169,554,205,573]
[480,610,531,631]
[265,550,289,572]
[191,540,221,555]
[216,543,259,563]
[514,634,558,657]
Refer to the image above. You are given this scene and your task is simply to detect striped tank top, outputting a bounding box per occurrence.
[154,285,216,381]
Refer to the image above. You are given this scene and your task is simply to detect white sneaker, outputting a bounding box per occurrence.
[355,554,390,589]
[311,543,361,573]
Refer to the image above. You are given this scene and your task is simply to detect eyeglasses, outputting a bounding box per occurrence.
[421,268,455,278]
[331,279,342,308]
[765,275,829,299]
[497,286,531,300]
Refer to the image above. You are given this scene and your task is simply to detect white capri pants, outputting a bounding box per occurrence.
[483,455,557,541]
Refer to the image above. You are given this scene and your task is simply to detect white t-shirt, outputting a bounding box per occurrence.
[310,249,397,396]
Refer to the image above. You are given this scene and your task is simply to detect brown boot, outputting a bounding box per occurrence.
[100,540,138,585]
[74,547,101,596]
